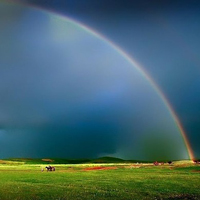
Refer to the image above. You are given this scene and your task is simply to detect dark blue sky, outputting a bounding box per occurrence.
[22,0,200,158]
[1,0,200,159]
[27,0,200,158]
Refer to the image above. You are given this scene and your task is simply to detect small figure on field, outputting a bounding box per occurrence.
[153,161,159,166]
[193,160,200,164]
[41,167,44,172]
[168,161,172,165]
[46,165,55,171]
[153,161,164,166]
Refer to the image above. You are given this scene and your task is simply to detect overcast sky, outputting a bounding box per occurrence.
[0,0,199,160]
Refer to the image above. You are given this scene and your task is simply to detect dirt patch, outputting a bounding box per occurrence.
[192,170,200,173]
[0,160,8,164]
[42,159,54,162]
[126,165,141,169]
[83,166,117,171]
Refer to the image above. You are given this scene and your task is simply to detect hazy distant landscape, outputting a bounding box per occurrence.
[0,156,156,165]
[0,157,200,200]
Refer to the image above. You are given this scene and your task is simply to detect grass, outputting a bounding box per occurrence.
[0,159,199,200]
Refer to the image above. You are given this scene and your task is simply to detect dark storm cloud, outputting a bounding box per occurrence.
[0,1,196,160]
[32,0,199,159]
[21,0,200,159]
[18,0,200,14]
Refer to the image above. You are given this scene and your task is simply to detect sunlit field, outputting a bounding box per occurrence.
[0,159,199,200]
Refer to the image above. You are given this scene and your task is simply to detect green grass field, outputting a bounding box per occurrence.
[0,159,199,200]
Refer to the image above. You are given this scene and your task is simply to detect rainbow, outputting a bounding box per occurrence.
[2,0,195,160]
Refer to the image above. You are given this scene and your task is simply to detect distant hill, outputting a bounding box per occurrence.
[1,158,91,165]
[90,156,125,163]
[1,156,127,164]
[0,156,175,164]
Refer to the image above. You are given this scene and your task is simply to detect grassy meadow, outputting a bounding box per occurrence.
[0,158,199,200]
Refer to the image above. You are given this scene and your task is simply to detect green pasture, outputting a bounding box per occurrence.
[0,160,199,200]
